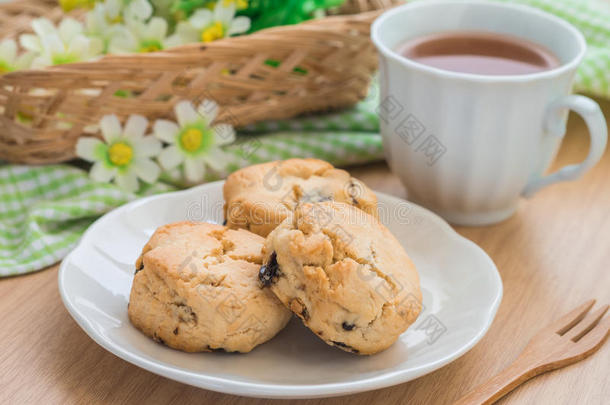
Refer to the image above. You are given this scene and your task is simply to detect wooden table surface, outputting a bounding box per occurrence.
[1,98,609,405]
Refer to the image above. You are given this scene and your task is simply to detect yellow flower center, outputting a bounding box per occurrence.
[139,40,163,53]
[223,0,248,9]
[108,142,133,166]
[180,128,203,152]
[59,0,94,12]
[108,14,123,24]
[201,22,225,42]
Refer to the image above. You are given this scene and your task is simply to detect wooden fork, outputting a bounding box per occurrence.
[454,299,610,405]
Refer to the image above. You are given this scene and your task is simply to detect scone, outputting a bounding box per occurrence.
[259,202,422,355]
[223,158,378,237]
[128,221,291,353]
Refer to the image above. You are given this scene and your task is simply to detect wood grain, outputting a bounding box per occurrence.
[1,98,610,404]
[453,300,609,405]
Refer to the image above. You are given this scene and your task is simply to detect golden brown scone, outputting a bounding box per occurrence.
[260,202,422,355]
[128,221,291,353]
[223,158,378,237]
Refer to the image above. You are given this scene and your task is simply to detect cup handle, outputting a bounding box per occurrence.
[522,95,608,197]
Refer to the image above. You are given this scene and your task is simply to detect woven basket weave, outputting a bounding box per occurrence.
[0,0,399,164]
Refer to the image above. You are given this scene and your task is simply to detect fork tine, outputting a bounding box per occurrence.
[566,304,609,342]
[553,299,596,335]
[567,313,610,356]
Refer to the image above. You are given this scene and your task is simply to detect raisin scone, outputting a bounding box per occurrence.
[128,221,291,353]
[259,202,422,355]
[223,158,378,237]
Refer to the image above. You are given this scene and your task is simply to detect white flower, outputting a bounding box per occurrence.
[76,114,162,192]
[124,0,154,21]
[86,0,153,38]
[170,1,250,45]
[108,16,169,53]
[154,100,235,183]
[20,18,103,68]
[0,39,35,73]
[85,1,122,50]
[86,0,153,51]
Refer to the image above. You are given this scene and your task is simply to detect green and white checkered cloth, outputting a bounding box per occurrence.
[0,165,176,275]
[2,0,610,276]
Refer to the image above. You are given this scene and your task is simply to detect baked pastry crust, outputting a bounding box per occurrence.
[128,221,292,353]
[260,202,422,355]
[223,158,378,237]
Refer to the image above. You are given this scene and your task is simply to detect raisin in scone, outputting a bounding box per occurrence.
[223,158,378,237]
[128,221,291,353]
[259,202,422,355]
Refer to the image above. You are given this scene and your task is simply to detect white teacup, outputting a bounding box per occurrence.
[371,0,608,226]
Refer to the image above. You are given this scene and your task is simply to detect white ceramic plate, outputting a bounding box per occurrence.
[58,181,502,399]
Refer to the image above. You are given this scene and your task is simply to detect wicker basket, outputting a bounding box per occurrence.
[0,0,399,164]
